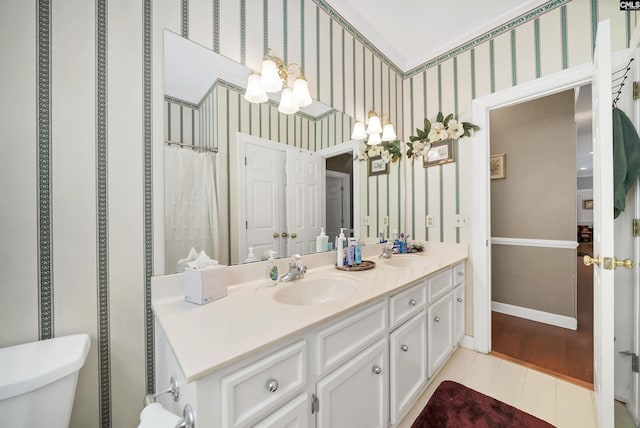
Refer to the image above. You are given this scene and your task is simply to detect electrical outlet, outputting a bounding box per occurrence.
[455,214,469,228]
[426,215,434,228]
[383,216,389,226]
[363,216,370,225]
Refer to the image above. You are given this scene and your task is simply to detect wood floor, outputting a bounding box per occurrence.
[491,243,594,387]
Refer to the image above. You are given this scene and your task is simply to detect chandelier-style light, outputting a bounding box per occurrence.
[351,110,396,145]
[244,48,312,114]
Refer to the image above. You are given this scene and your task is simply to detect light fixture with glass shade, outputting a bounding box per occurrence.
[244,48,312,114]
[351,110,396,145]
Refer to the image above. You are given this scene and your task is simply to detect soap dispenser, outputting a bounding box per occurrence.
[243,247,259,263]
[316,227,329,252]
[336,228,347,266]
[266,250,278,286]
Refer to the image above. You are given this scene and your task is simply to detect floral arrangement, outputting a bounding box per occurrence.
[359,139,402,164]
[406,112,479,159]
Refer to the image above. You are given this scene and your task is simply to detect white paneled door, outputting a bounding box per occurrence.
[591,19,615,427]
[286,148,324,257]
[244,142,286,261]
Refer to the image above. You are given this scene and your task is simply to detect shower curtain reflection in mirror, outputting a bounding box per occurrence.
[164,145,219,273]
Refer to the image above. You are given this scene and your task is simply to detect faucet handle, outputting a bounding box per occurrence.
[290,254,303,267]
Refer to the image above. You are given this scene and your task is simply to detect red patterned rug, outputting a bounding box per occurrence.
[411,381,555,428]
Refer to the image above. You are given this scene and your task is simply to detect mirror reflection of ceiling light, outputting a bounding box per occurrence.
[244,49,312,114]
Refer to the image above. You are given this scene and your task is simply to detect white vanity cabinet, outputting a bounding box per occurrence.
[316,338,388,428]
[154,257,467,428]
[389,310,427,425]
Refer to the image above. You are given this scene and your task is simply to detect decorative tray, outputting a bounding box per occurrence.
[335,260,376,271]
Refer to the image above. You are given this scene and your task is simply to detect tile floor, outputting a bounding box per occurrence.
[397,347,617,428]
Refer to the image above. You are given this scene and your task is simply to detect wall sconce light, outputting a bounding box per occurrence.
[244,48,312,114]
[351,110,396,145]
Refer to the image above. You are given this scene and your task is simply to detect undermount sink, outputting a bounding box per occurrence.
[273,276,359,305]
[382,255,426,268]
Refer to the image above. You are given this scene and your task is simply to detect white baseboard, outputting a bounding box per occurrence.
[459,335,475,350]
[492,301,577,330]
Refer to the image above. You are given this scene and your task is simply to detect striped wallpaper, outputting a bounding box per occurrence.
[0,0,637,427]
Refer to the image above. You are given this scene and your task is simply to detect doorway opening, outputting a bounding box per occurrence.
[325,153,353,240]
[487,86,594,386]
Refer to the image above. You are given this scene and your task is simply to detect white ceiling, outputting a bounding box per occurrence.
[324,0,550,72]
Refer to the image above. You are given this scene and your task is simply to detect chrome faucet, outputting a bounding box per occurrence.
[379,243,394,259]
[279,254,307,282]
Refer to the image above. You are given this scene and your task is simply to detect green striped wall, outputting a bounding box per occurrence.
[403,1,636,245]
[2,1,639,427]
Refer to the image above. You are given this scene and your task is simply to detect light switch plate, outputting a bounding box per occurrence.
[383,216,389,226]
[455,214,469,228]
[426,215,434,228]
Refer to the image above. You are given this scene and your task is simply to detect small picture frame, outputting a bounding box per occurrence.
[583,199,593,209]
[424,139,455,168]
[368,156,389,176]
[490,153,506,180]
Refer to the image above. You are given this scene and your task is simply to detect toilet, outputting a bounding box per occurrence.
[0,334,90,428]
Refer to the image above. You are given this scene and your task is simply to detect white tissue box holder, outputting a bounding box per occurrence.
[183,266,228,305]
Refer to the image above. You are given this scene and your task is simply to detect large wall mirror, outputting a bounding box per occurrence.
[162,30,397,271]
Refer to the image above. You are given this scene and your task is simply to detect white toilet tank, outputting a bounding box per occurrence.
[0,334,90,428]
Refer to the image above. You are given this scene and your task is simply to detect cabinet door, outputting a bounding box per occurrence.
[390,310,427,425]
[427,293,453,378]
[453,285,465,345]
[316,338,388,428]
[254,393,310,428]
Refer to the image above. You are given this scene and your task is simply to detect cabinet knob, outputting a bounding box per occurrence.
[290,233,297,239]
[281,232,288,238]
[457,297,463,303]
[273,232,280,238]
[409,298,417,306]
[401,344,409,352]
[372,365,382,375]
[434,316,441,323]
[266,379,279,393]
[458,271,464,277]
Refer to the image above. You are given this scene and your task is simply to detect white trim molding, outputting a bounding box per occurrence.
[492,301,577,330]
[459,335,475,350]
[491,237,578,249]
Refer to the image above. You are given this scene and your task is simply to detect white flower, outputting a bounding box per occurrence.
[447,120,464,139]
[430,128,449,142]
[431,121,445,130]
[381,150,393,163]
[419,142,431,156]
[412,141,424,154]
[368,145,381,157]
[359,147,369,160]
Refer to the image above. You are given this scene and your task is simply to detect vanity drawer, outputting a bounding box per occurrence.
[389,280,426,328]
[221,340,306,427]
[453,262,465,286]
[427,268,452,303]
[315,301,386,376]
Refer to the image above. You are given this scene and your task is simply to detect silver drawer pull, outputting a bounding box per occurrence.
[409,298,417,306]
[266,379,279,393]
[372,365,382,375]
[458,271,464,276]
[400,344,409,352]
[434,316,440,323]
[457,297,463,303]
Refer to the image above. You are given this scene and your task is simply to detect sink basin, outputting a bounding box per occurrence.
[382,255,426,268]
[273,276,358,305]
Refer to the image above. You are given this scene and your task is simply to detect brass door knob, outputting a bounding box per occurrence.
[583,255,601,266]
[614,258,635,270]
[273,232,280,238]
[290,233,297,239]
[281,232,288,238]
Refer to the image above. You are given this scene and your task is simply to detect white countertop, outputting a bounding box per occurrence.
[152,242,468,382]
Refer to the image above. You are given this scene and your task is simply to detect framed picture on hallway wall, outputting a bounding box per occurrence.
[490,153,506,179]
[424,139,455,168]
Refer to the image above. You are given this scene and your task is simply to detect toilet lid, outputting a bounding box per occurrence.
[0,334,90,400]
